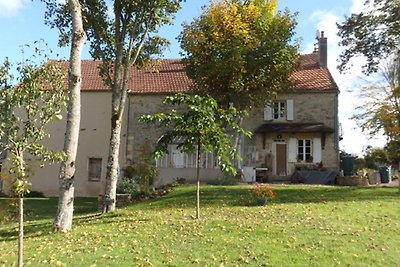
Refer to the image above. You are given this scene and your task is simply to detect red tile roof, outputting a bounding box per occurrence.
[55,54,337,93]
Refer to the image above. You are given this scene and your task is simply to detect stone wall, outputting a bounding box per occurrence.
[241,90,340,174]
[126,90,340,181]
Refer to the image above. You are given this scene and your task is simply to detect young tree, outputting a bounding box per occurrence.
[45,0,184,213]
[179,0,299,110]
[352,56,400,144]
[337,0,400,74]
[52,0,87,233]
[0,59,67,267]
[139,93,251,219]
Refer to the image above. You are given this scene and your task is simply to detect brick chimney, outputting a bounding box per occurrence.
[318,31,328,68]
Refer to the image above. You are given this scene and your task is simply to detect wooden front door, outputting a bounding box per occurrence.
[276,143,287,176]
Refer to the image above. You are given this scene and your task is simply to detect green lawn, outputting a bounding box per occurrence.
[0,185,399,266]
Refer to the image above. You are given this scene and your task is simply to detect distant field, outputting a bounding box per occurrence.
[1,185,399,266]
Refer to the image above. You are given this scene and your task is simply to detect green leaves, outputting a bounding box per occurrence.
[0,59,67,197]
[179,0,299,109]
[337,0,400,74]
[139,93,250,176]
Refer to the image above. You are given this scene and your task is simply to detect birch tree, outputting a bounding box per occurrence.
[45,0,184,213]
[52,0,87,232]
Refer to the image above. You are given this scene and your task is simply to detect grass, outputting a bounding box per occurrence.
[0,185,399,266]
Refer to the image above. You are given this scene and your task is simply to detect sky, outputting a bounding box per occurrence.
[0,0,386,155]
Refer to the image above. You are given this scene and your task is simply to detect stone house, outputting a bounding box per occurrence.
[0,34,339,197]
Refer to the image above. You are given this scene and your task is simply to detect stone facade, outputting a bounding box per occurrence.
[241,89,339,177]
[126,89,340,183]
[126,94,224,185]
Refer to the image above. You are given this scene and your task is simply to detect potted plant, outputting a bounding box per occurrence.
[253,184,276,206]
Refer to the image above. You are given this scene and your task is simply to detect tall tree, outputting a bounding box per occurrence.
[352,56,400,167]
[352,56,400,140]
[52,0,87,232]
[337,0,400,74]
[139,93,251,219]
[179,0,299,110]
[45,0,184,213]
[0,59,67,267]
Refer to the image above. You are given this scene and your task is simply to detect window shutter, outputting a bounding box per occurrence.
[288,138,297,162]
[286,99,294,120]
[264,105,273,120]
[313,137,322,163]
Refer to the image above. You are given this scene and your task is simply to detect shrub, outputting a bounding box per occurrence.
[116,178,139,196]
[208,176,239,186]
[175,177,186,185]
[123,142,159,196]
[25,190,45,198]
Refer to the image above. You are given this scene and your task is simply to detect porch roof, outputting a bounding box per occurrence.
[254,123,334,134]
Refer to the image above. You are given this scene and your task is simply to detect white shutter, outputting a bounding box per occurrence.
[286,99,294,121]
[313,137,322,163]
[264,105,273,120]
[288,138,297,162]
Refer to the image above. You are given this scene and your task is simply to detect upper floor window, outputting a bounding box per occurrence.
[273,101,286,120]
[264,99,293,121]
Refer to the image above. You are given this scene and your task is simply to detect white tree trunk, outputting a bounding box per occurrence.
[102,81,127,212]
[53,0,86,232]
[102,1,149,213]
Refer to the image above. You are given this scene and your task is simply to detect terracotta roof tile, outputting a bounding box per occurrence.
[54,54,337,93]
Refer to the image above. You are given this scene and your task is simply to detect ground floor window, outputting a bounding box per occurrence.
[88,158,102,181]
[297,139,312,162]
[156,145,218,169]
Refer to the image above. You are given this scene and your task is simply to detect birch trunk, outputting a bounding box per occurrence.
[102,87,126,212]
[53,0,86,232]
[102,0,145,213]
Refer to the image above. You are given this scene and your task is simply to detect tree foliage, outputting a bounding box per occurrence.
[139,93,251,218]
[337,0,400,74]
[44,0,184,212]
[363,146,389,169]
[179,0,299,109]
[352,56,400,142]
[0,57,67,267]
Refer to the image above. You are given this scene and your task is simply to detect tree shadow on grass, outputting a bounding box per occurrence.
[273,185,399,204]
[142,185,399,210]
[0,197,99,242]
[1,186,397,240]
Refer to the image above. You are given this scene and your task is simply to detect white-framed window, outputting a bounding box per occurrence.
[288,137,322,163]
[273,101,286,120]
[297,139,312,162]
[264,99,294,121]
[88,158,102,181]
[156,144,218,169]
